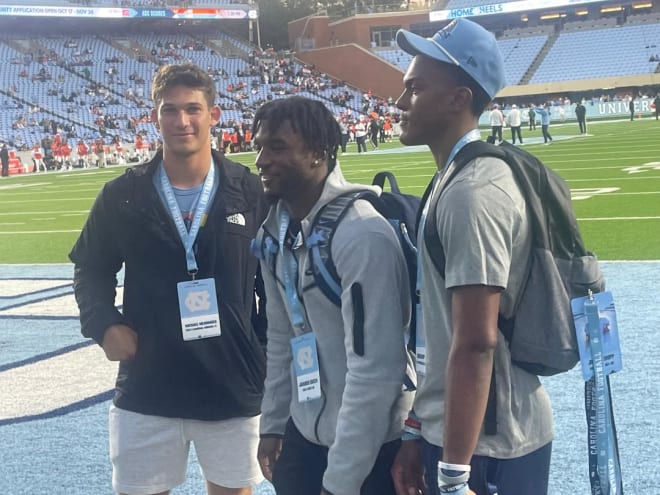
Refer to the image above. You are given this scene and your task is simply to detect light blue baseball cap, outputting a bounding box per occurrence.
[396,18,507,99]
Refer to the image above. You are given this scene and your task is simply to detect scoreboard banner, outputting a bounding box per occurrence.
[431,0,606,21]
[0,4,258,19]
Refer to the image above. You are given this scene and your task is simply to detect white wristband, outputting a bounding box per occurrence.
[438,462,471,472]
[438,461,471,486]
[439,482,470,495]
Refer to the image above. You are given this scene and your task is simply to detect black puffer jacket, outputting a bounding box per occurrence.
[70,150,267,420]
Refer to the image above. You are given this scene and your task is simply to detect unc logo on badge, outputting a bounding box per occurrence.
[185,290,211,312]
[297,346,314,371]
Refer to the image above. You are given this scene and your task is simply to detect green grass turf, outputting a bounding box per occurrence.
[0,118,658,263]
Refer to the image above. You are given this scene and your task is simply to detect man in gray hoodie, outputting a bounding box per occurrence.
[252,96,414,495]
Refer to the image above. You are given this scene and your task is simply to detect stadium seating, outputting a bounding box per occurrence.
[497,34,548,85]
[530,21,660,83]
[377,32,547,85]
[0,30,368,151]
[2,13,658,152]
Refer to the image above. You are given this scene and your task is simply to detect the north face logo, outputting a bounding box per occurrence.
[226,213,246,226]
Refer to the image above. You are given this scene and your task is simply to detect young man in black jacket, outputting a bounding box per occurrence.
[70,63,267,495]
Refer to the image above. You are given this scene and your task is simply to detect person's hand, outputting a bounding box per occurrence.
[101,324,138,361]
[392,440,426,495]
[257,437,282,482]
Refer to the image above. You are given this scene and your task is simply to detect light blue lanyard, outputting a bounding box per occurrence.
[416,129,482,292]
[160,161,215,278]
[585,294,623,495]
[278,209,306,329]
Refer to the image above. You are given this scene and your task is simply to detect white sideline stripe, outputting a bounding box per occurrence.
[0,223,24,226]
[0,211,90,216]
[568,176,660,182]
[0,345,116,421]
[0,182,50,190]
[603,191,660,196]
[0,197,96,204]
[0,279,70,297]
[0,230,82,234]
[1,288,123,317]
[578,216,660,221]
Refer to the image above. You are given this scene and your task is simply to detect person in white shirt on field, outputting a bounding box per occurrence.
[32,143,46,172]
[506,104,523,144]
[488,104,505,142]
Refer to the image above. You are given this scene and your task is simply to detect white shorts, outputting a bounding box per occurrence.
[109,405,262,495]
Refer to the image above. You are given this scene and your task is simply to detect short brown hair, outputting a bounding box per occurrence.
[443,63,492,117]
[151,63,217,108]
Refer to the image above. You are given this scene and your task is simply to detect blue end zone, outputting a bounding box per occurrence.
[0,320,89,367]
[0,263,658,494]
[0,389,113,427]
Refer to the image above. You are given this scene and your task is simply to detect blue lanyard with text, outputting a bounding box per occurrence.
[278,209,306,329]
[160,161,215,278]
[584,292,623,495]
[416,128,482,292]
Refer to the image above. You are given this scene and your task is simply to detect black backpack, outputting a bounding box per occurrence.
[306,172,421,350]
[252,172,422,389]
[424,140,605,375]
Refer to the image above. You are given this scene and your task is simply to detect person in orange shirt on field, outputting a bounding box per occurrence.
[135,133,151,162]
[61,141,72,170]
[51,142,62,169]
[113,136,126,165]
[230,131,238,153]
[77,140,90,168]
[383,117,392,142]
[94,137,107,168]
[222,129,232,152]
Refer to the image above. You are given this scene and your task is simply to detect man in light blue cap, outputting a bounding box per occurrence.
[390,18,553,495]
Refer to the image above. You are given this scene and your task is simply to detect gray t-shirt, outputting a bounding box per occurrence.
[414,155,554,459]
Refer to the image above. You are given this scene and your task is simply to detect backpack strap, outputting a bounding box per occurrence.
[423,141,506,277]
[372,171,402,193]
[306,190,377,306]
[422,140,508,436]
[250,227,279,276]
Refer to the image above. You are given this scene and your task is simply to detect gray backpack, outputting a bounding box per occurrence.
[423,140,605,433]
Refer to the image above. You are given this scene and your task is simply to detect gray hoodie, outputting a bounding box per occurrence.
[258,163,415,495]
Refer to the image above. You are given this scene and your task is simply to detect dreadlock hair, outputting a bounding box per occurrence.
[252,96,341,171]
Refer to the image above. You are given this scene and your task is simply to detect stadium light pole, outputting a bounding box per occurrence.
[248,0,261,50]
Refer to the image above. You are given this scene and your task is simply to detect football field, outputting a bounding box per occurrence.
[1,118,659,262]
[1,118,659,494]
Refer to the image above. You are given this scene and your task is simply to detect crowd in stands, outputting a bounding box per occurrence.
[1,32,405,170]
[1,23,658,173]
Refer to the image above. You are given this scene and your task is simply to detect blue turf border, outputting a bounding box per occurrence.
[0,390,114,427]
[0,340,93,373]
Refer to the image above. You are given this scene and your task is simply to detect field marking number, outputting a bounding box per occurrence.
[623,162,660,174]
[571,187,620,200]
